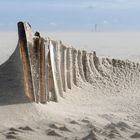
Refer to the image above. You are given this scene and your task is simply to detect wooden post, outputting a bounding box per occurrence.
[17,22,35,101]
[39,38,47,103]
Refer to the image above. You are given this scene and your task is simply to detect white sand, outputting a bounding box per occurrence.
[0,32,140,140]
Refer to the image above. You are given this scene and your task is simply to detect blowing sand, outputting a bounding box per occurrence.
[0,32,140,140]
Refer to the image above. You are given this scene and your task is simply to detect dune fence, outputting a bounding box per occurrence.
[17,21,103,103]
[0,21,140,105]
[17,21,92,103]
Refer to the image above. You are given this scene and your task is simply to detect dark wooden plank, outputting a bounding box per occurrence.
[39,38,47,103]
[17,22,35,101]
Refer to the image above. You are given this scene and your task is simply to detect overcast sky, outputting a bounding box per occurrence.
[0,0,140,31]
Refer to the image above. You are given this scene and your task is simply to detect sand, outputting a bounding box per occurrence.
[0,32,140,140]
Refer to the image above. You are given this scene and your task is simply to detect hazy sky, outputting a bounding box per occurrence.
[0,0,140,31]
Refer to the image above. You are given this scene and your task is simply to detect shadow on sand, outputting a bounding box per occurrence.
[0,46,32,105]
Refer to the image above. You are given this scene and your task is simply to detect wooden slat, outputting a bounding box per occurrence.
[39,38,47,103]
[17,22,35,101]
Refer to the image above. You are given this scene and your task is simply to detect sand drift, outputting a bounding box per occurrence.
[0,22,140,105]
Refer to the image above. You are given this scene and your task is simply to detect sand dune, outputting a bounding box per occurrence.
[0,26,140,140]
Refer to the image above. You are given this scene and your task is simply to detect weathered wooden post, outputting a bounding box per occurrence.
[39,38,47,103]
[17,21,35,101]
[66,47,72,89]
